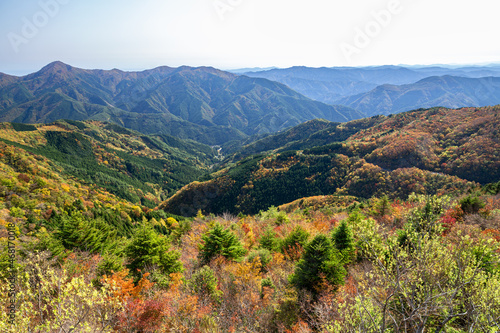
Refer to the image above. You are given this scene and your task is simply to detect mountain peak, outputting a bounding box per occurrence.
[40,61,74,73]
[24,61,79,83]
[172,65,237,80]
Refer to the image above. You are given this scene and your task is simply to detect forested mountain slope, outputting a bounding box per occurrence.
[160,105,499,216]
[0,62,361,145]
[1,105,500,333]
[0,120,217,206]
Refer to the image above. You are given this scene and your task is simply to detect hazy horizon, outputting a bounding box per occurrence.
[3,60,500,77]
[1,0,498,76]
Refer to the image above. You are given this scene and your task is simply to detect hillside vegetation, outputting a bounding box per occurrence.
[0,120,216,206]
[1,133,500,332]
[1,104,500,332]
[160,106,499,216]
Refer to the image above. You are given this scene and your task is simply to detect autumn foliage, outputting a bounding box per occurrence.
[1,109,500,332]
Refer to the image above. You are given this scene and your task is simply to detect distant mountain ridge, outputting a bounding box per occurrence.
[0,62,361,145]
[243,65,500,112]
[338,75,500,116]
[244,66,423,104]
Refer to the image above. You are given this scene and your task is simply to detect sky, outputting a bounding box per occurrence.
[0,0,499,75]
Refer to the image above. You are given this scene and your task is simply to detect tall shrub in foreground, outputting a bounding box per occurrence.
[290,234,346,298]
[199,223,245,265]
[125,225,183,283]
[280,225,310,260]
[331,220,355,263]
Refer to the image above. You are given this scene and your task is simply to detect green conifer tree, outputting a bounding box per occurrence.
[373,195,391,217]
[290,234,346,298]
[199,223,246,264]
[125,224,182,278]
[331,220,355,263]
[280,226,310,259]
[258,228,280,252]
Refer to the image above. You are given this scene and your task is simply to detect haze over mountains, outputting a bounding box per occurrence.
[0,61,360,145]
[243,65,500,115]
[2,62,500,148]
[337,75,500,116]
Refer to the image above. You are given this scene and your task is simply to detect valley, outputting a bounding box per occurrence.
[1,62,500,333]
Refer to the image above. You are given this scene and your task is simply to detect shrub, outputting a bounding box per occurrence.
[258,228,280,252]
[261,277,275,289]
[199,223,246,265]
[261,277,275,299]
[280,226,310,260]
[9,206,25,218]
[248,248,272,272]
[189,265,222,304]
[407,195,451,235]
[290,234,346,298]
[275,211,290,225]
[96,252,124,277]
[460,195,486,215]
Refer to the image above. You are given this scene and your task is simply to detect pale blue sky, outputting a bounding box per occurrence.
[1,0,499,75]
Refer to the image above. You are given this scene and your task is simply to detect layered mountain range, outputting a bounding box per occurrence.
[3,61,500,150]
[337,75,500,115]
[243,65,500,115]
[0,62,360,145]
